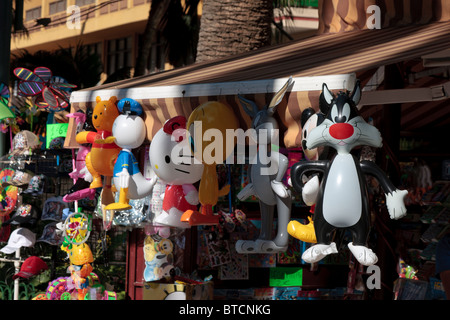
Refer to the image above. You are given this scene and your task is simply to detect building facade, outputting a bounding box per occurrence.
[11,0,319,81]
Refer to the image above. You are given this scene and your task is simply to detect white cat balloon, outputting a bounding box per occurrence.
[149,116,204,228]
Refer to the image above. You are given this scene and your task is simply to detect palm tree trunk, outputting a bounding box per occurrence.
[196,0,273,63]
[134,0,172,77]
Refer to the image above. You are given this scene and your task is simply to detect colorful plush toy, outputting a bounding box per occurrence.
[181,102,239,226]
[290,81,408,266]
[149,116,203,228]
[75,96,121,189]
[105,98,156,211]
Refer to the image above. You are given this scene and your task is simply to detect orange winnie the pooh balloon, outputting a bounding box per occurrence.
[76,96,120,189]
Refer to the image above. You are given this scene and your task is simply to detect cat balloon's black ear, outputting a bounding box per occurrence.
[322,83,334,105]
[350,80,361,106]
[301,108,316,128]
[319,83,333,115]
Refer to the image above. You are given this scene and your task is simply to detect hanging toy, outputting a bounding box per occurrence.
[180,102,239,226]
[234,77,292,253]
[75,96,120,189]
[149,116,203,228]
[67,243,94,300]
[13,67,76,111]
[287,107,326,244]
[62,211,91,247]
[64,111,96,202]
[105,98,156,211]
[290,81,408,266]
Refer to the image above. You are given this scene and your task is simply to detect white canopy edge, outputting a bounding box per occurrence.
[69,74,357,103]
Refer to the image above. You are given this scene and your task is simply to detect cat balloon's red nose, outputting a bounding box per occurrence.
[329,123,354,140]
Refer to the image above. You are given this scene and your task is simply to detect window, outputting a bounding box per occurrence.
[107,37,133,76]
[143,32,166,74]
[75,0,96,6]
[49,0,67,15]
[86,42,102,57]
[25,7,41,21]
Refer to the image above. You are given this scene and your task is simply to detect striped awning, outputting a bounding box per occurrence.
[318,0,450,34]
[85,20,450,89]
[65,74,356,149]
[66,20,450,149]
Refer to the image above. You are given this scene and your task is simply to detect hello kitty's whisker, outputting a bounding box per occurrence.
[175,168,190,174]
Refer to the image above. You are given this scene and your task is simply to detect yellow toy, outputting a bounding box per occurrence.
[181,101,239,226]
[68,243,94,300]
[75,96,121,189]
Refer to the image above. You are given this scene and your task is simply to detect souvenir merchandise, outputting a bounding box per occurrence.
[290,81,408,266]
[63,114,95,202]
[41,196,68,221]
[2,51,444,303]
[143,235,176,282]
[12,256,48,280]
[287,106,326,244]
[2,204,39,228]
[0,169,19,216]
[106,98,156,211]
[235,78,292,253]
[2,169,34,188]
[21,174,45,196]
[149,116,203,228]
[75,96,120,189]
[13,66,76,111]
[147,179,166,224]
[181,101,239,226]
[60,211,91,248]
[111,194,149,228]
[37,222,63,246]
[0,227,36,254]
[8,130,41,157]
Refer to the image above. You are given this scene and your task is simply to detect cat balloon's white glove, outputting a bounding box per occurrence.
[302,175,320,206]
[116,168,130,189]
[386,189,408,220]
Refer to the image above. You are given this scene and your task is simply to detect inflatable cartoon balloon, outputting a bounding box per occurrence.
[290,81,408,266]
[106,98,156,211]
[235,78,292,253]
[75,96,120,189]
[149,116,203,228]
[287,107,325,244]
[67,243,94,300]
[181,101,239,226]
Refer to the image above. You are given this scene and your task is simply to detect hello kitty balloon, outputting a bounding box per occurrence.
[149,116,204,228]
